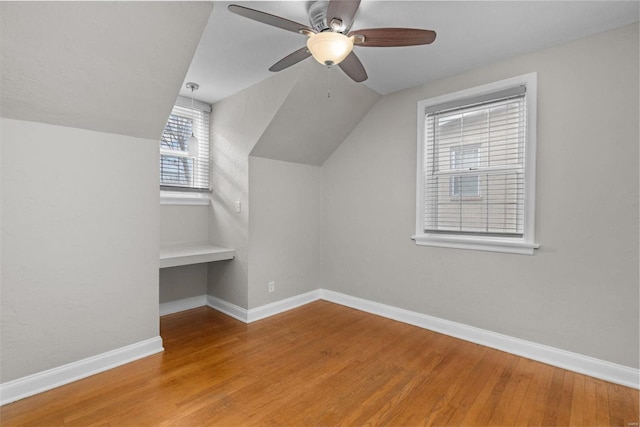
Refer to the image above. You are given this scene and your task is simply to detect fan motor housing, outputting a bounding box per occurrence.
[308,1,328,32]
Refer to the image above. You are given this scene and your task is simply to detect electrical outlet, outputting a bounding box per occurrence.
[268,281,275,293]
[235,201,241,213]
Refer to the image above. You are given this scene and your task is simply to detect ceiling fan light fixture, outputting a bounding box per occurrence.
[227,1,436,83]
[306,31,353,66]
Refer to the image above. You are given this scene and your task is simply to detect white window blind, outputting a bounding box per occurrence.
[415,74,538,254]
[160,103,210,192]
[424,88,526,237]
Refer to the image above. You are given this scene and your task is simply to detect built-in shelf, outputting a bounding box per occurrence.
[159,243,235,268]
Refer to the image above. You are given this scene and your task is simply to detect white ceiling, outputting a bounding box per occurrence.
[181,1,639,105]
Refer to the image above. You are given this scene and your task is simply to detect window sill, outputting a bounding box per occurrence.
[160,192,210,206]
[412,234,539,255]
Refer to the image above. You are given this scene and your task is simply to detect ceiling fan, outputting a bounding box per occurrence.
[228,0,436,83]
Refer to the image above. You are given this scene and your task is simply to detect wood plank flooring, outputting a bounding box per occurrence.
[1,301,638,426]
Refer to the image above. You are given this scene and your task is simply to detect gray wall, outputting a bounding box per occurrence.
[206,58,378,310]
[160,264,207,304]
[159,205,210,303]
[248,157,322,308]
[321,23,639,368]
[208,72,296,308]
[1,119,160,382]
[160,205,209,247]
[0,1,212,383]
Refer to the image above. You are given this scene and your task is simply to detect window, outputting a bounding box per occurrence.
[414,73,539,254]
[450,145,480,198]
[160,97,211,193]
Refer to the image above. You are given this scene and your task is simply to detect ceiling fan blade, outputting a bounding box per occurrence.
[326,0,361,32]
[349,28,437,47]
[338,51,367,82]
[269,47,312,72]
[228,4,314,35]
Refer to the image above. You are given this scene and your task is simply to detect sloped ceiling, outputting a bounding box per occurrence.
[250,61,380,166]
[182,1,640,104]
[0,1,212,140]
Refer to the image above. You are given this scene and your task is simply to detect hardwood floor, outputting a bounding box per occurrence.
[1,301,638,426]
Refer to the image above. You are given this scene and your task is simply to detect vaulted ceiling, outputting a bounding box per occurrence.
[2,0,638,161]
[250,61,380,166]
[181,1,640,104]
[0,2,211,140]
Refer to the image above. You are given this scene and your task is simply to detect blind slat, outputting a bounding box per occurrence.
[160,104,211,191]
[423,94,526,237]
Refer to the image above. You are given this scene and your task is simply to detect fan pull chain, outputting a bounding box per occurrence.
[326,65,331,99]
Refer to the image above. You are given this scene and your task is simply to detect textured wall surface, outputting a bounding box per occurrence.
[160,205,210,247]
[159,205,211,303]
[248,157,322,308]
[208,72,297,308]
[321,23,639,368]
[160,264,207,304]
[1,119,160,382]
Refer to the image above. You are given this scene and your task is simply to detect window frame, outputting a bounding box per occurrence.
[414,73,539,255]
[449,144,481,199]
[160,123,196,190]
[160,96,212,206]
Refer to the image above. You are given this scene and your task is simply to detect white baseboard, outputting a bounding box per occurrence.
[160,295,207,316]
[206,295,248,322]
[0,336,164,406]
[206,291,321,323]
[247,290,321,322]
[319,289,639,389]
